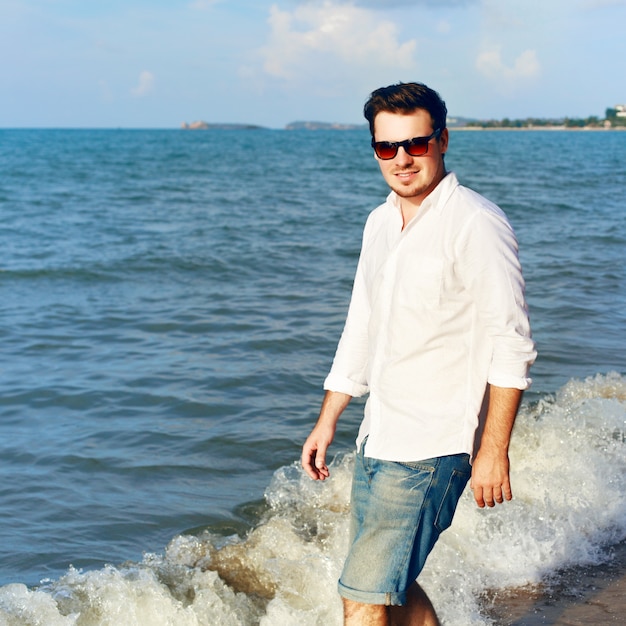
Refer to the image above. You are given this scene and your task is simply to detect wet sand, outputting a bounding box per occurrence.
[481,540,626,625]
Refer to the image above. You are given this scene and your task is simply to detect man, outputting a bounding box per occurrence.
[301,82,536,626]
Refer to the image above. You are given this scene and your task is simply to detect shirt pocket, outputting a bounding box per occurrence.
[396,257,444,308]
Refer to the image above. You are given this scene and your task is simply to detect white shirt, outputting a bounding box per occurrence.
[324,172,536,462]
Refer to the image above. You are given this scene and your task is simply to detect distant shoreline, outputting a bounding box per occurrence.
[180,120,626,132]
[450,125,626,131]
[3,125,626,132]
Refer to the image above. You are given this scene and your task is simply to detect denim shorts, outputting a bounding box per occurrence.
[338,442,471,606]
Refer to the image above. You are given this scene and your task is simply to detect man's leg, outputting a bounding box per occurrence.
[389,582,440,626]
[343,582,439,626]
[343,598,387,625]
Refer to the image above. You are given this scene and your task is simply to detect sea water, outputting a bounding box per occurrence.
[0,128,624,625]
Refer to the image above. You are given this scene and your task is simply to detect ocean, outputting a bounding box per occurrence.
[0,127,624,625]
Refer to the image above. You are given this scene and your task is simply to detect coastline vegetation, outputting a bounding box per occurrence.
[181,107,626,131]
[465,107,626,129]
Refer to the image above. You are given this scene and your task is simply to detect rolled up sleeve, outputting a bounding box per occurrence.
[459,205,537,390]
[323,235,371,398]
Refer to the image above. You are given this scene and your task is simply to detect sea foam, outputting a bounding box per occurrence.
[0,372,624,625]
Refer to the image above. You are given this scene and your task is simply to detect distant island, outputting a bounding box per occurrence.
[284,121,367,131]
[180,120,366,131]
[181,121,264,130]
[181,105,626,131]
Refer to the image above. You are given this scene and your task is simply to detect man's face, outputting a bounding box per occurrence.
[373,109,449,207]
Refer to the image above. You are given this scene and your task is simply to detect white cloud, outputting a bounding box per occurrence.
[260,1,417,81]
[131,71,155,97]
[579,0,626,7]
[324,0,474,6]
[476,46,540,85]
[189,0,221,9]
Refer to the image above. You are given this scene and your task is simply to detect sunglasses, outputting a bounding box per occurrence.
[371,129,442,160]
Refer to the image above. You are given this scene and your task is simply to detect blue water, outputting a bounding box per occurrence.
[0,128,625,625]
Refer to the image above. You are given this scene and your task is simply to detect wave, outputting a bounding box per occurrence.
[0,372,624,625]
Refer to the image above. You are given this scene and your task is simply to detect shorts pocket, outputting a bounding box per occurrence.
[434,469,470,533]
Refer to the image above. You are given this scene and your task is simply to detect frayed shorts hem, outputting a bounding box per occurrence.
[338,580,405,607]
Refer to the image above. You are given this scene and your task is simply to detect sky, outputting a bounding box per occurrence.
[1,0,625,128]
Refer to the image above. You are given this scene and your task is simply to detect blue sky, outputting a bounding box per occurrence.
[2,0,625,128]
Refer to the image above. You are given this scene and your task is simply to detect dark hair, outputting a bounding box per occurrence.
[363,82,448,138]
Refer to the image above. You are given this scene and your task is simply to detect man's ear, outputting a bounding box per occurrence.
[440,128,449,155]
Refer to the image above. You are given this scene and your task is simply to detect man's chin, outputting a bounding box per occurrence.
[391,184,428,200]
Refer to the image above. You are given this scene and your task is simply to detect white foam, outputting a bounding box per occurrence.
[0,373,624,625]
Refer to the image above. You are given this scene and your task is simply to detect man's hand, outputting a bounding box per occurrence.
[470,385,522,508]
[470,449,512,508]
[301,390,351,481]
[301,425,334,480]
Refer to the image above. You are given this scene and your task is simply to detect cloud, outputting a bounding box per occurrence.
[260,1,417,81]
[310,0,474,6]
[579,0,626,7]
[131,71,155,97]
[189,0,221,9]
[476,46,540,86]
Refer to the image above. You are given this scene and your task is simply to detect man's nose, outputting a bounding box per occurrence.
[395,145,414,164]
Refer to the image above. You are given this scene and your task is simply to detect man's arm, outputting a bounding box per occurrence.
[470,385,523,508]
[301,390,352,481]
